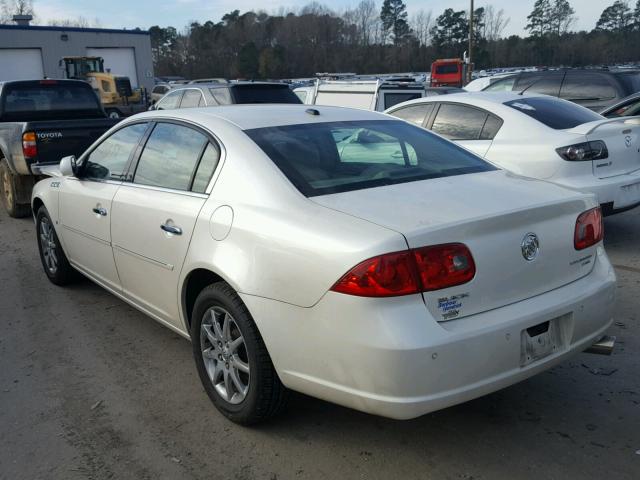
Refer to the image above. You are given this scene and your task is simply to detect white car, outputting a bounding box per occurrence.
[32,105,616,424]
[386,92,640,215]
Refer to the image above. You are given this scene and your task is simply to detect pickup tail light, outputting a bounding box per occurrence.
[22,132,37,158]
[331,243,475,297]
[574,207,603,250]
[556,141,608,161]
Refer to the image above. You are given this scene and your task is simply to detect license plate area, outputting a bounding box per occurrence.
[520,313,571,366]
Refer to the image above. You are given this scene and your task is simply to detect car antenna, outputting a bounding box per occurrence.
[517,78,541,96]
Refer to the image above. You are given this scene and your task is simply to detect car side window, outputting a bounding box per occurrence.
[181,89,203,108]
[479,114,503,140]
[560,74,617,101]
[431,104,488,141]
[156,90,183,110]
[83,123,148,180]
[483,76,516,92]
[191,143,221,193]
[390,104,434,126]
[133,123,208,191]
[210,88,232,105]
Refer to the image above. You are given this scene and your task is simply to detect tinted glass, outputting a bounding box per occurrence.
[483,76,516,92]
[514,74,563,96]
[560,73,617,101]
[152,85,168,94]
[134,123,207,190]
[390,104,434,126]
[2,82,102,121]
[384,92,423,109]
[192,143,220,193]
[435,64,459,74]
[431,104,488,140]
[615,72,640,95]
[156,90,183,110]
[246,120,496,197]
[180,89,203,108]
[84,123,148,180]
[231,85,302,104]
[605,97,640,117]
[209,88,231,105]
[504,97,603,129]
[480,115,503,140]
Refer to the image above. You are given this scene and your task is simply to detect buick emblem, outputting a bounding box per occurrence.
[521,233,540,262]
[625,135,632,148]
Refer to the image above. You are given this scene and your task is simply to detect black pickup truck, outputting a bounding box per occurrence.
[0,79,119,217]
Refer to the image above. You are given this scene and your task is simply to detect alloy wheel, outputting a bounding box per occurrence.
[200,306,250,404]
[39,217,58,274]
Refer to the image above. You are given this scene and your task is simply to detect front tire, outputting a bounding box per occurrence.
[36,207,78,285]
[191,282,288,424]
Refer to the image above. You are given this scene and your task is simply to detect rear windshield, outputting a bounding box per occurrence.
[245,120,496,197]
[1,82,103,121]
[231,85,301,104]
[504,97,602,130]
[384,92,423,109]
[615,72,640,95]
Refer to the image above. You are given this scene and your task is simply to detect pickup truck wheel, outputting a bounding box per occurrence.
[191,282,289,425]
[36,207,78,285]
[0,159,30,218]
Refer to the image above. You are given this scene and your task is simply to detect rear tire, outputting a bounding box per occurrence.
[191,282,288,425]
[0,159,30,218]
[36,206,78,285]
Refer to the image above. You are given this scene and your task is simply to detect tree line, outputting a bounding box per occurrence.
[2,0,640,78]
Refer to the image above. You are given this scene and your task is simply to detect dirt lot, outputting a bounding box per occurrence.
[0,206,638,480]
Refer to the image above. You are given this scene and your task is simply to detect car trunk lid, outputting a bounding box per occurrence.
[312,170,599,321]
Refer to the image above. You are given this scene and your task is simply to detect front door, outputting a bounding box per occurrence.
[58,122,149,291]
[111,122,220,327]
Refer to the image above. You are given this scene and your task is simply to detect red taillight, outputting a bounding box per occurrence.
[412,243,476,291]
[39,79,58,85]
[331,243,475,297]
[22,132,37,158]
[330,251,420,297]
[574,207,603,250]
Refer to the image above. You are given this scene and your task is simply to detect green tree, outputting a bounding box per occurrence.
[237,42,259,78]
[525,0,552,37]
[431,8,468,50]
[549,0,576,35]
[596,1,633,31]
[633,0,640,29]
[380,0,412,44]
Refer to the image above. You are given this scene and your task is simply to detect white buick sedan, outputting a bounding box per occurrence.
[386,92,640,215]
[32,105,616,424]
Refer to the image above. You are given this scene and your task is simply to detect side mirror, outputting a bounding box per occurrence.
[59,155,77,177]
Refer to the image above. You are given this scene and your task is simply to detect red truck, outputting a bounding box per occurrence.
[430,59,465,88]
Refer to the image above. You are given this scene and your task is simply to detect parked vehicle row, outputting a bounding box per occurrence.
[30,103,617,425]
[386,92,640,215]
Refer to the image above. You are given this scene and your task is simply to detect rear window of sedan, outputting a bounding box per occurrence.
[504,97,603,130]
[245,120,496,197]
[231,84,302,104]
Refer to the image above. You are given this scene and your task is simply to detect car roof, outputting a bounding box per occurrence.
[386,91,548,112]
[130,104,391,131]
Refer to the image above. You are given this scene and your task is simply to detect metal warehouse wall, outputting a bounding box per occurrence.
[0,25,154,91]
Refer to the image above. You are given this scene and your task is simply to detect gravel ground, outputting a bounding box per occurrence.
[0,206,638,480]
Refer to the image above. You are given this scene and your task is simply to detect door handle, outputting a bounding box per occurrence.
[160,224,182,235]
[92,207,107,216]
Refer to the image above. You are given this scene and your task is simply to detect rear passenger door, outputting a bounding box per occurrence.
[110,121,221,327]
[427,103,502,157]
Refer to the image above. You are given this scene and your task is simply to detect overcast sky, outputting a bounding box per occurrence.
[35,0,613,35]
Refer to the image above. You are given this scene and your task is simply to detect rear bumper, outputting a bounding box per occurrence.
[558,168,640,212]
[241,246,616,419]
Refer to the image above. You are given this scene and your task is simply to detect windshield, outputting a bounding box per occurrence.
[245,120,496,197]
[2,82,103,121]
[504,97,603,129]
[231,85,301,104]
